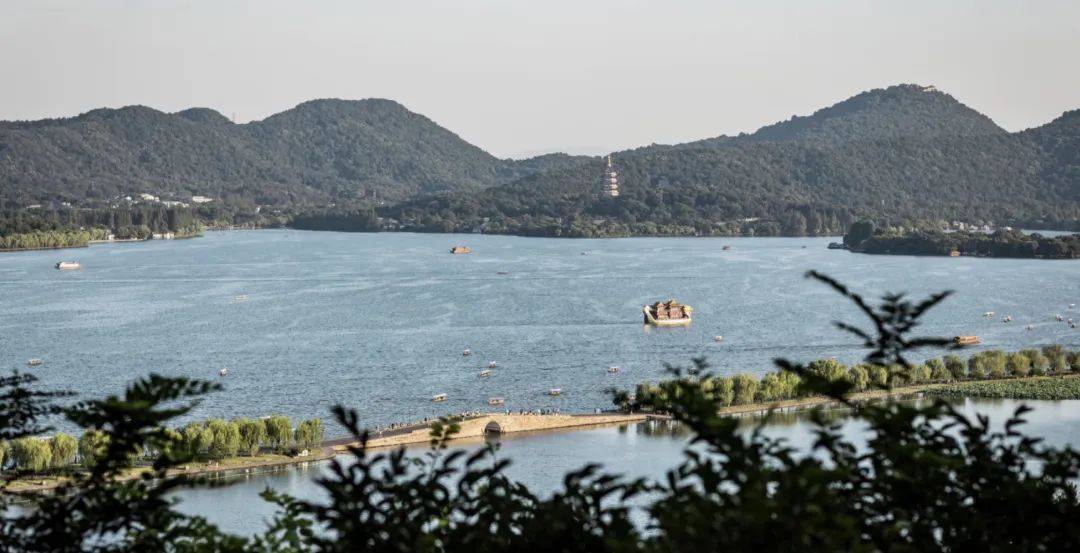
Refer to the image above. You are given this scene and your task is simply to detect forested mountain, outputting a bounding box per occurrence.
[381,85,1080,237]
[0,99,587,209]
[2,84,1078,238]
[741,84,1006,144]
[1022,109,1080,202]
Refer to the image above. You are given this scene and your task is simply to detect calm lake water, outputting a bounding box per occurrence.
[1,230,1077,430]
[173,398,1080,535]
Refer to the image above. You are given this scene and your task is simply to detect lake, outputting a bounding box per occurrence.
[0,230,1077,430]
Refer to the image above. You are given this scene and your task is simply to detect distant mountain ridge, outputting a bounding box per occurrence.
[383,85,1079,236]
[0,98,587,208]
[1,84,1078,237]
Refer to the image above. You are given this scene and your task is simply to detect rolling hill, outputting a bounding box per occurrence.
[0,98,586,209]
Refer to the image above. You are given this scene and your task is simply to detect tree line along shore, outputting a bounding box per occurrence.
[3,203,1079,253]
[0,415,324,486]
[4,346,1079,490]
[616,345,1080,412]
[841,220,1080,259]
[0,206,202,251]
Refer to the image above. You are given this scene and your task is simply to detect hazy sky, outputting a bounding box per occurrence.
[2,0,1078,158]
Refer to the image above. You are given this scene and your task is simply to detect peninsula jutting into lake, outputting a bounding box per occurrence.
[839,222,1080,259]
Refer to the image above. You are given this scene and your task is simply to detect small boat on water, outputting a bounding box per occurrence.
[713,335,724,342]
[1026,325,1035,331]
[548,388,563,396]
[234,294,249,302]
[432,393,448,403]
[643,300,693,327]
[953,336,981,346]
[450,246,472,254]
[488,361,497,369]
[607,366,620,374]
[487,397,505,406]
[827,242,845,250]
[496,271,510,275]
[1056,314,1064,322]
[478,369,492,378]
[27,358,43,367]
[55,261,81,270]
[722,245,732,251]
[219,367,228,377]
[1002,315,1013,323]
[462,348,472,357]
[983,311,995,318]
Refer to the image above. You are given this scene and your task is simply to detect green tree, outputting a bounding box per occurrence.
[732,374,759,405]
[206,418,240,460]
[844,220,876,248]
[1042,345,1068,373]
[1007,352,1032,377]
[757,373,781,402]
[235,418,266,456]
[776,369,802,398]
[926,358,950,382]
[806,358,847,383]
[181,422,213,459]
[968,354,988,380]
[77,429,109,467]
[263,415,293,453]
[713,377,735,407]
[11,437,52,472]
[984,350,1008,378]
[848,364,870,391]
[48,433,77,468]
[943,354,967,380]
[868,364,889,387]
[1022,349,1050,376]
[293,419,325,451]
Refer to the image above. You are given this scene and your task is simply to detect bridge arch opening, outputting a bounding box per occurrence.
[484,421,502,435]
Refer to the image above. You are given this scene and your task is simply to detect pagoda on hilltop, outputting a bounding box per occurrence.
[601,155,620,198]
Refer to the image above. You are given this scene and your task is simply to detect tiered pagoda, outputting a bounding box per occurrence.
[601,155,620,198]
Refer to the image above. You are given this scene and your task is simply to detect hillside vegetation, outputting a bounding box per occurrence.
[383,85,1080,236]
[2,84,1078,237]
[0,99,588,208]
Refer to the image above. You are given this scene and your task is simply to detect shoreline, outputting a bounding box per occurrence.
[9,375,1078,496]
[0,233,202,254]
[2,412,648,496]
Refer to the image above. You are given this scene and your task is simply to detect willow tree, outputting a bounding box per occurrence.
[181,423,213,459]
[49,433,77,468]
[263,415,292,453]
[293,419,324,451]
[77,430,109,468]
[11,437,52,472]
[234,418,266,456]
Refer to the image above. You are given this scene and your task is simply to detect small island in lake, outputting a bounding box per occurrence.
[841,221,1080,259]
